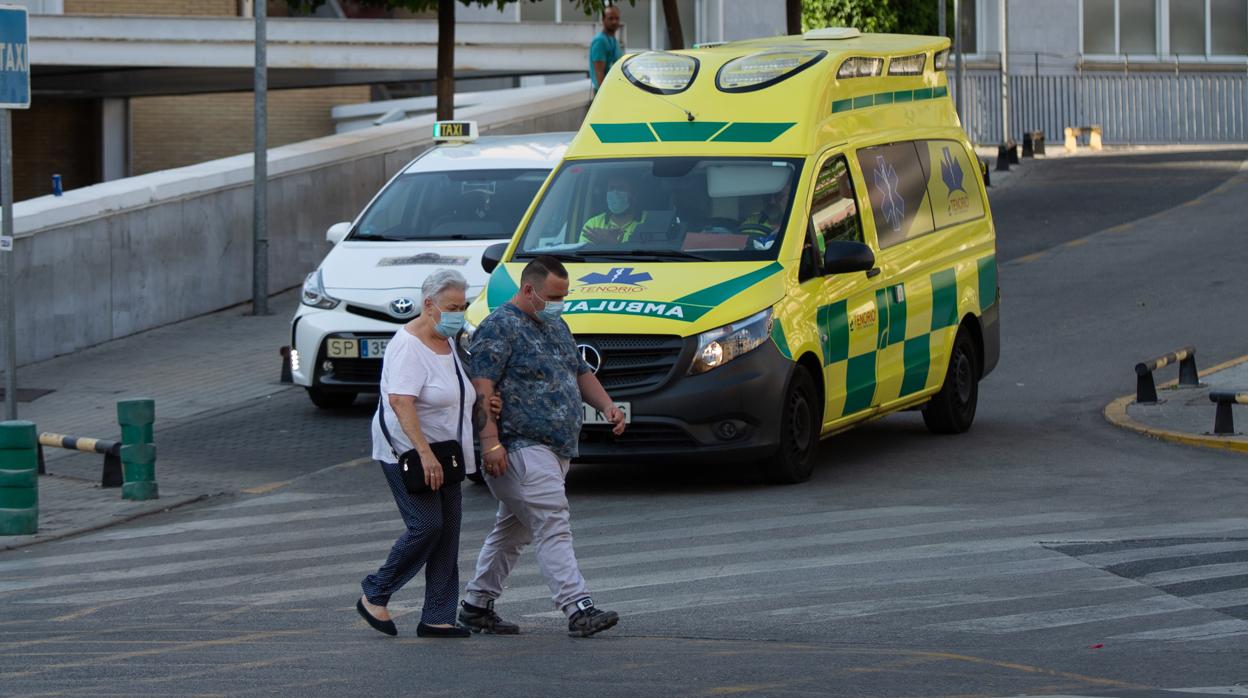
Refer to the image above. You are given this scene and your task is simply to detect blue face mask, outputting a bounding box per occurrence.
[434,308,466,337]
[606,189,630,215]
[531,290,565,323]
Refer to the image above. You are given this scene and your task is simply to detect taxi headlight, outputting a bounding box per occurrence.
[301,270,339,310]
[690,309,773,375]
[716,49,826,93]
[622,52,700,94]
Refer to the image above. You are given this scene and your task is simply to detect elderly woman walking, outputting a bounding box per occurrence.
[356,269,475,638]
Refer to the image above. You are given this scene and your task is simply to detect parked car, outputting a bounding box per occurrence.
[290,124,571,408]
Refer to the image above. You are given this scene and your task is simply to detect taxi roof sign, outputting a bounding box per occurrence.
[433,120,478,143]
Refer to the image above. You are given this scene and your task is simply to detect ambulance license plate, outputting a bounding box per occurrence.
[583,402,631,425]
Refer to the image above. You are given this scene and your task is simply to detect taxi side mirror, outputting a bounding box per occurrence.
[482,243,508,274]
[823,240,875,275]
[326,222,351,245]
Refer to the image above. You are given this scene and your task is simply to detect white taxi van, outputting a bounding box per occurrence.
[290,124,571,408]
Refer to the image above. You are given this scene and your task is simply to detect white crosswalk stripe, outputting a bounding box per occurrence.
[5,490,1248,646]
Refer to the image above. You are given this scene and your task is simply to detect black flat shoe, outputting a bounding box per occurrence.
[417,622,471,638]
[356,598,398,636]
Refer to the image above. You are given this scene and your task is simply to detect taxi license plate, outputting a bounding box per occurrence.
[326,338,388,358]
[583,402,631,425]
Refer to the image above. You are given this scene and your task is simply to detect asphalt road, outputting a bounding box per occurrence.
[2,149,1248,697]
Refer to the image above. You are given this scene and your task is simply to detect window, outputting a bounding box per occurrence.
[918,140,986,230]
[809,156,864,254]
[514,157,803,262]
[856,143,935,250]
[1171,0,1207,54]
[1084,0,1117,53]
[1211,0,1248,54]
[1120,0,1158,53]
[351,169,549,242]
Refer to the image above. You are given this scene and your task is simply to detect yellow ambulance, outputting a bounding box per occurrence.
[465,28,999,484]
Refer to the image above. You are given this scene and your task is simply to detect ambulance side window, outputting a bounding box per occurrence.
[805,155,864,277]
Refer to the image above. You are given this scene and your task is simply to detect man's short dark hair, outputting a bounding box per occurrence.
[521,255,569,289]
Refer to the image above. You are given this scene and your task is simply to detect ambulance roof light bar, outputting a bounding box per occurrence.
[433,120,478,144]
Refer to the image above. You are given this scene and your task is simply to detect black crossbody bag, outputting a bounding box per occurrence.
[377,350,468,493]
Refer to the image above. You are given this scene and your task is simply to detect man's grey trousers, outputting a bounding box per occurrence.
[465,445,591,616]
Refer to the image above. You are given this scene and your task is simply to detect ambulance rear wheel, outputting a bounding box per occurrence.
[922,327,979,434]
[765,367,820,485]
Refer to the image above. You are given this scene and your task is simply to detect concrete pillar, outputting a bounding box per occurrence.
[100,97,128,182]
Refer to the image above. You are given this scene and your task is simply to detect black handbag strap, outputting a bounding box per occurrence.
[376,345,467,459]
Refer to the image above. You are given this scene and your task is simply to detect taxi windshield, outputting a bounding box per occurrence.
[350,169,548,242]
[513,157,802,262]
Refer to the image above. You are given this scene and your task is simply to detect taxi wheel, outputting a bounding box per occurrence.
[307,387,357,410]
[922,327,979,434]
[766,367,820,485]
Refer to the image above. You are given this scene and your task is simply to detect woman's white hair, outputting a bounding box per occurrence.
[421,268,469,304]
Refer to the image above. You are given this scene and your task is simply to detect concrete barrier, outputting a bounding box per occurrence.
[10,81,591,366]
[1210,390,1248,435]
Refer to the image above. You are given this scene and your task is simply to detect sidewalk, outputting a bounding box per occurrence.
[1106,356,1248,454]
[2,290,300,550]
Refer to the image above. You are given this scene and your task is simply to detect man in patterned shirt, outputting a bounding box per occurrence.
[459,255,627,638]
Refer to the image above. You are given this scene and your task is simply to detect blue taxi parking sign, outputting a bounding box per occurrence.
[0,4,29,110]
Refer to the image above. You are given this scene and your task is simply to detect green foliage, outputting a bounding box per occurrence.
[801,0,953,36]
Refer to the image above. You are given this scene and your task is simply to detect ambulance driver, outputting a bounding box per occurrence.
[579,173,646,245]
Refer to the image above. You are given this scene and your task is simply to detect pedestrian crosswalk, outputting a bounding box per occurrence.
[3,486,1248,652]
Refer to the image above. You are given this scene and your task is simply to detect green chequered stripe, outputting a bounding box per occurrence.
[977,254,998,312]
[813,254,994,418]
[590,121,796,144]
[830,84,950,115]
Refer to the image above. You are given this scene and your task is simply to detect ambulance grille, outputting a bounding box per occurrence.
[574,334,684,395]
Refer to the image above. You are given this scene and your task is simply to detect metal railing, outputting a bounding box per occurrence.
[954,72,1248,145]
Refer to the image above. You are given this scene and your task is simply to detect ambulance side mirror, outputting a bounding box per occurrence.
[326,222,351,245]
[822,240,875,275]
[482,243,508,274]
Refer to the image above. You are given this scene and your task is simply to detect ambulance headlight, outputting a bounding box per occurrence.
[716,49,826,93]
[691,309,773,375]
[622,52,699,95]
[301,270,339,310]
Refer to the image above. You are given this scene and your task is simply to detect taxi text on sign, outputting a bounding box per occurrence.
[0,4,28,110]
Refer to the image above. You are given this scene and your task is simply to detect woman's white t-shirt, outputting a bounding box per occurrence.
[371,328,476,474]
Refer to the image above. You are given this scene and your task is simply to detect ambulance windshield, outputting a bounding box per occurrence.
[513,157,803,261]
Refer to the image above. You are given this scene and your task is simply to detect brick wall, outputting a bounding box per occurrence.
[13,100,100,202]
[64,0,239,15]
[129,86,371,175]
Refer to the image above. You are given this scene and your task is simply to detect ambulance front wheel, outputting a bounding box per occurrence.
[764,367,820,485]
[922,326,980,434]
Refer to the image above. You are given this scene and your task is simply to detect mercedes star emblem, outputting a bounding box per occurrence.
[577,344,603,374]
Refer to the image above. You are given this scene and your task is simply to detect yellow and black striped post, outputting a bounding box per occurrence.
[0,421,38,535]
[1210,390,1248,435]
[1134,346,1199,404]
[117,399,157,501]
[37,432,123,488]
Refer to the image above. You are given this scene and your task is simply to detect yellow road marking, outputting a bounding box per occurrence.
[240,481,290,495]
[1064,238,1090,247]
[1015,251,1048,263]
[51,602,122,623]
[908,650,1152,690]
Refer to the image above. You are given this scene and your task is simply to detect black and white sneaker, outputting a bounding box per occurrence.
[458,600,520,635]
[566,597,619,637]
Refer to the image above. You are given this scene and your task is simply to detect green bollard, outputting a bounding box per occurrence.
[117,399,157,501]
[0,421,38,535]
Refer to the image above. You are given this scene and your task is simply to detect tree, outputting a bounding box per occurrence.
[661,0,683,50]
[801,0,953,36]
[289,0,632,121]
